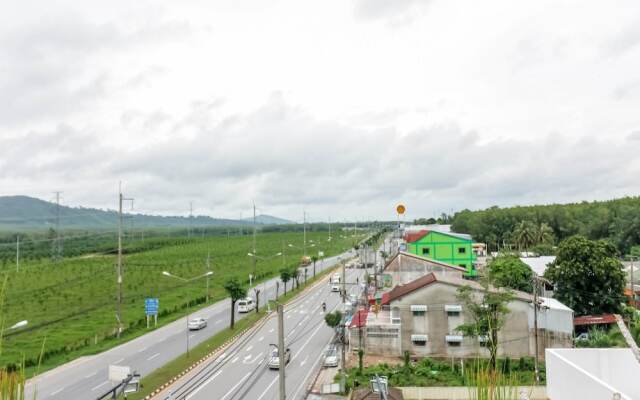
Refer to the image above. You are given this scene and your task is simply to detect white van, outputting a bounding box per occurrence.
[331,274,341,284]
[237,297,255,313]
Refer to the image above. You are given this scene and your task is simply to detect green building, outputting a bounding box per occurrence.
[405,230,477,277]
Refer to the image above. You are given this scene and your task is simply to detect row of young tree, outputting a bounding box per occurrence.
[450,196,640,255]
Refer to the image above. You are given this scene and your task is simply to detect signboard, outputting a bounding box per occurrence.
[396,204,406,215]
[108,365,130,382]
[145,298,159,316]
[382,274,393,288]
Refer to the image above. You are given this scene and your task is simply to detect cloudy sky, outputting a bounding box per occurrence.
[1,0,640,222]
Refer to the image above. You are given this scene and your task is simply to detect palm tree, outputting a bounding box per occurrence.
[280,268,291,295]
[534,222,555,245]
[512,221,536,251]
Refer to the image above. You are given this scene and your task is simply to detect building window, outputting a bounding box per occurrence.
[458,247,466,254]
[422,247,430,255]
[446,335,463,346]
[411,334,428,346]
[410,304,427,316]
[445,304,462,316]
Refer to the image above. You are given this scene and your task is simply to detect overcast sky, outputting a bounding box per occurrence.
[1,0,639,222]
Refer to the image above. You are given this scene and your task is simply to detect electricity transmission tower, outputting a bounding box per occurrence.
[52,191,63,261]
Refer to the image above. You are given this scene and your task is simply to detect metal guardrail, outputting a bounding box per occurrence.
[95,373,141,400]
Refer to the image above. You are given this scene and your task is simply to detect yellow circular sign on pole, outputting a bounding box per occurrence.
[396,204,406,215]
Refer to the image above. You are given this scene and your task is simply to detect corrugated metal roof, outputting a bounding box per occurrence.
[574,314,617,326]
[520,256,556,276]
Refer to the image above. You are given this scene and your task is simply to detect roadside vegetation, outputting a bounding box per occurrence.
[342,356,541,391]
[0,230,364,374]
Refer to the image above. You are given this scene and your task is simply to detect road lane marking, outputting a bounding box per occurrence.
[91,381,108,391]
[215,319,223,324]
[269,328,275,333]
[85,372,97,378]
[137,347,147,353]
[286,314,291,319]
[244,355,252,361]
[300,354,309,366]
[189,334,196,339]
[113,358,124,364]
[256,377,278,400]
[147,353,160,361]
[245,345,253,352]
[218,352,227,361]
[258,336,264,342]
[50,387,65,396]
[220,372,251,400]
[290,328,296,335]
[186,370,222,400]
[231,356,239,363]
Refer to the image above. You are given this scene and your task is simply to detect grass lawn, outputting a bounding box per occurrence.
[1,230,366,374]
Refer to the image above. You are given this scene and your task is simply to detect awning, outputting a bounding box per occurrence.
[410,305,428,312]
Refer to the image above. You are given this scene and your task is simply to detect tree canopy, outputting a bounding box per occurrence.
[451,196,640,254]
[223,277,246,328]
[488,256,534,293]
[544,235,625,316]
[324,310,343,328]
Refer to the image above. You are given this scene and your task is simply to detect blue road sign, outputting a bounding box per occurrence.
[145,298,159,316]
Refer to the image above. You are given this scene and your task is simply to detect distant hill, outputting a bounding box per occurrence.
[0,196,290,231]
[241,214,294,225]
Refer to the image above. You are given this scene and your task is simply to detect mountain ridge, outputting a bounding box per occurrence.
[0,196,292,230]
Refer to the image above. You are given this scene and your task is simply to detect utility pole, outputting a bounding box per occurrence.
[53,191,62,261]
[277,304,286,400]
[341,258,346,303]
[206,251,211,302]
[533,276,540,383]
[188,202,193,238]
[117,184,133,337]
[253,202,257,279]
[15,235,20,272]
[303,211,307,257]
[631,257,636,308]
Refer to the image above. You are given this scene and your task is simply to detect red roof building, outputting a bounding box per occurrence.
[573,314,617,327]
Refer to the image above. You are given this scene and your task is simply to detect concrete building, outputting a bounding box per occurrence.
[546,348,640,400]
[359,273,573,359]
[382,251,466,287]
[404,230,478,277]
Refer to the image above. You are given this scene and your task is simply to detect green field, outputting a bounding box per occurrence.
[1,230,365,372]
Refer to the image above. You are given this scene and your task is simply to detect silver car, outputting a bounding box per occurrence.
[187,317,207,330]
[267,347,291,369]
[323,347,339,367]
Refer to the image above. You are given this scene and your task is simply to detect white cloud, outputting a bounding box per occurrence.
[1,0,639,221]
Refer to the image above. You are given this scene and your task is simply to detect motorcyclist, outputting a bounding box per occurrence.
[322,301,327,312]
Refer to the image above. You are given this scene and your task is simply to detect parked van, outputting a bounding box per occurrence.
[237,297,255,313]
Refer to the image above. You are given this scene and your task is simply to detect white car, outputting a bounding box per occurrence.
[187,317,207,330]
[323,346,339,367]
[237,298,255,313]
[267,347,291,369]
[331,284,340,292]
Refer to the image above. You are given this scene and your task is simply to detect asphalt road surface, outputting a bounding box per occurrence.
[25,249,356,400]
[157,267,366,400]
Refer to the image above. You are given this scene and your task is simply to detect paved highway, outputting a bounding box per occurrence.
[24,250,356,400]
[156,266,366,400]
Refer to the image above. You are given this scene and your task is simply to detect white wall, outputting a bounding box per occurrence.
[546,348,640,400]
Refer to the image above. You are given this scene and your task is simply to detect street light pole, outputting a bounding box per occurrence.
[162,271,213,358]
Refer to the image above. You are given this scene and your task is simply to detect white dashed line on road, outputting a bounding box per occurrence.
[258,336,264,342]
[50,387,65,396]
[231,356,239,363]
[91,381,108,391]
[137,347,147,353]
[84,372,97,379]
[147,353,160,361]
[245,345,253,352]
[113,358,124,364]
